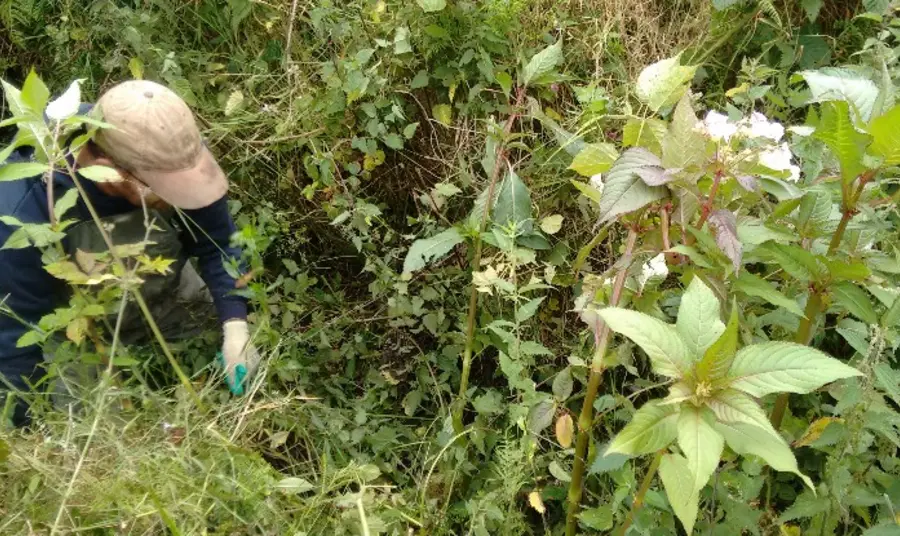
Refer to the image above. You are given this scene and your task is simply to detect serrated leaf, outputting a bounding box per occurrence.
[516,296,544,323]
[659,453,700,535]
[53,188,79,221]
[552,367,573,400]
[662,93,707,169]
[873,364,900,406]
[570,179,602,205]
[825,259,870,281]
[708,209,742,273]
[528,399,556,434]
[778,491,830,523]
[812,100,872,183]
[556,414,574,447]
[868,102,900,165]
[0,162,48,182]
[733,272,804,317]
[726,342,862,397]
[678,406,724,494]
[707,389,782,442]
[568,143,618,177]
[578,505,613,531]
[78,165,122,183]
[521,41,562,87]
[402,227,463,274]
[756,242,823,282]
[494,168,533,231]
[597,149,668,224]
[667,245,713,268]
[416,0,445,12]
[676,276,725,358]
[623,117,667,154]
[801,0,823,21]
[636,53,698,112]
[588,444,629,474]
[697,301,738,381]
[831,282,877,324]
[607,400,679,455]
[802,68,879,122]
[714,420,814,491]
[598,308,691,378]
[794,417,842,448]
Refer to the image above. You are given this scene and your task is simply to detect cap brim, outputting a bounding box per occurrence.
[135,147,228,210]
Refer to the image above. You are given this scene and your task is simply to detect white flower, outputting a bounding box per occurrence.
[701,111,739,142]
[759,142,801,183]
[788,125,815,137]
[747,111,784,141]
[45,79,85,121]
[637,253,668,290]
[589,173,604,194]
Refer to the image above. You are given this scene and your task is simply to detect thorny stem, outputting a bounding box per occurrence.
[614,450,664,536]
[452,87,526,434]
[565,226,639,536]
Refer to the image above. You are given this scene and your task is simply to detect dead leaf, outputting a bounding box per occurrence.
[794,417,843,448]
[555,413,574,448]
[528,490,546,514]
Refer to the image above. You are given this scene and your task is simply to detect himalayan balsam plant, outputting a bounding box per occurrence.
[599,277,862,533]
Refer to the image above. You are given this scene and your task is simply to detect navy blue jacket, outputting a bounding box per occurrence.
[0,145,247,394]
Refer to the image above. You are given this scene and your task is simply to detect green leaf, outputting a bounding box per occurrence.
[402,227,464,274]
[676,276,725,358]
[16,330,44,348]
[598,308,691,378]
[382,133,404,150]
[568,143,618,177]
[636,53,698,112]
[873,364,900,406]
[77,165,122,183]
[410,70,429,89]
[812,100,872,184]
[662,93,707,170]
[53,188,79,221]
[516,297,544,323]
[495,71,512,96]
[667,245,713,269]
[569,180,602,206]
[494,168,533,231]
[597,149,668,225]
[801,0,824,21]
[697,301,739,381]
[677,406,724,493]
[733,272,805,317]
[726,342,862,397]
[708,209,742,273]
[521,41,562,87]
[802,68,879,122]
[831,282,878,324]
[552,367,573,401]
[714,420,814,491]
[707,389,782,442]
[539,214,563,235]
[0,162,48,182]
[416,0,446,12]
[606,400,679,455]
[432,104,452,126]
[21,70,50,112]
[756,242,823,282]
[881,294,900,327]
[588,444,629,474]
[527,399,556,434]
[578,505,613,531]
[779,491,831,523]
[824,258,870,281]
[228,0,252,33]
[868,102,900,165]
[622,117,667,155]
[659,453,700,535]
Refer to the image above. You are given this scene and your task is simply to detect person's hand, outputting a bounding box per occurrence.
[217,320,260,395]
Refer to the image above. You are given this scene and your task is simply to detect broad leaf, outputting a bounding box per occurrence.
[636,53,698,112]
[756,242,823,282]
[416,0,446,12]
[77,165,123,183]
[707,209,742,273]
[662,93,707,170]
[677,406,724,493]
[868,102,900,165]
[0,162,48,182]
[622,117,667,155]
[726,342,862,397]
[521,41,562,87]
[53,188,80,221]
[831,282,878,324]
[812,101,872,184]
[707,389,782,442]
[556,414,574,447]
[597,149,668,224]
[568,143,618,177]
[676,276,725,358]
[714,420,814,491]
[598,308,691,378]
[494,168,533,231]
[697,301,738,381]
[402,227,464,274]
[606,400,679,455]
[659,453,700,535]
[733,272,805,318]
[802,68,879,121]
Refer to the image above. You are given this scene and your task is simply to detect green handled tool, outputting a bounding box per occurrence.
[216,351,247,396]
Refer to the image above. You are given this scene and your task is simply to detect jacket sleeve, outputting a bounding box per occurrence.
[179,196,248,323]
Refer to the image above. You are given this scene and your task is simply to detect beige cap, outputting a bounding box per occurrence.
[94,80,228,209]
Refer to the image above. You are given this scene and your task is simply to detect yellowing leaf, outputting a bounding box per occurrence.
[66,317,89,344]
[568,143,618,177]
[636,53,698,112]
[556,414,574,448]
[432,104,452,126]
[78,165,123,183]
[794,417,843,448]
[528,491,546,514]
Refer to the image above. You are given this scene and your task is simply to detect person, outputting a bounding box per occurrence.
[0,80,260,427]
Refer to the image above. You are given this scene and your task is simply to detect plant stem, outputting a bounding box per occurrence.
[452,88,525,434]
[565,226,639,536]
[614,450,664,536]
[696,169,724,230]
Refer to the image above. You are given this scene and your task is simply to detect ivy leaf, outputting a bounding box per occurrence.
[697,300,739,381]
[868,102,900,165]
[568,143,618,177]
[801,68,879,122]
[402,227,464,275]
[812,100,872,184]
[662,93,707,170]
[494,167,533,231]
[606,400,679,456]
[521,41,562,87]
[714,420,814,491]
[597,149,668,225]
[733,272,804,318]
[416,0,446,13]
[598,308,692,378]
[0,162,48,182]
[725,342,862,397]
[659,453,700,535]
[707,209,742,273]
[831,282,878,324]
[636,53,698,112]
[707,389,782,442]
[677,406,724,493]
[676,276,725,358]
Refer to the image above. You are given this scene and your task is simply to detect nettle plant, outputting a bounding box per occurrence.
[598,276,860,533]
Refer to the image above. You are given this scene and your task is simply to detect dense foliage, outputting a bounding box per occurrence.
[2,0,900,534]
